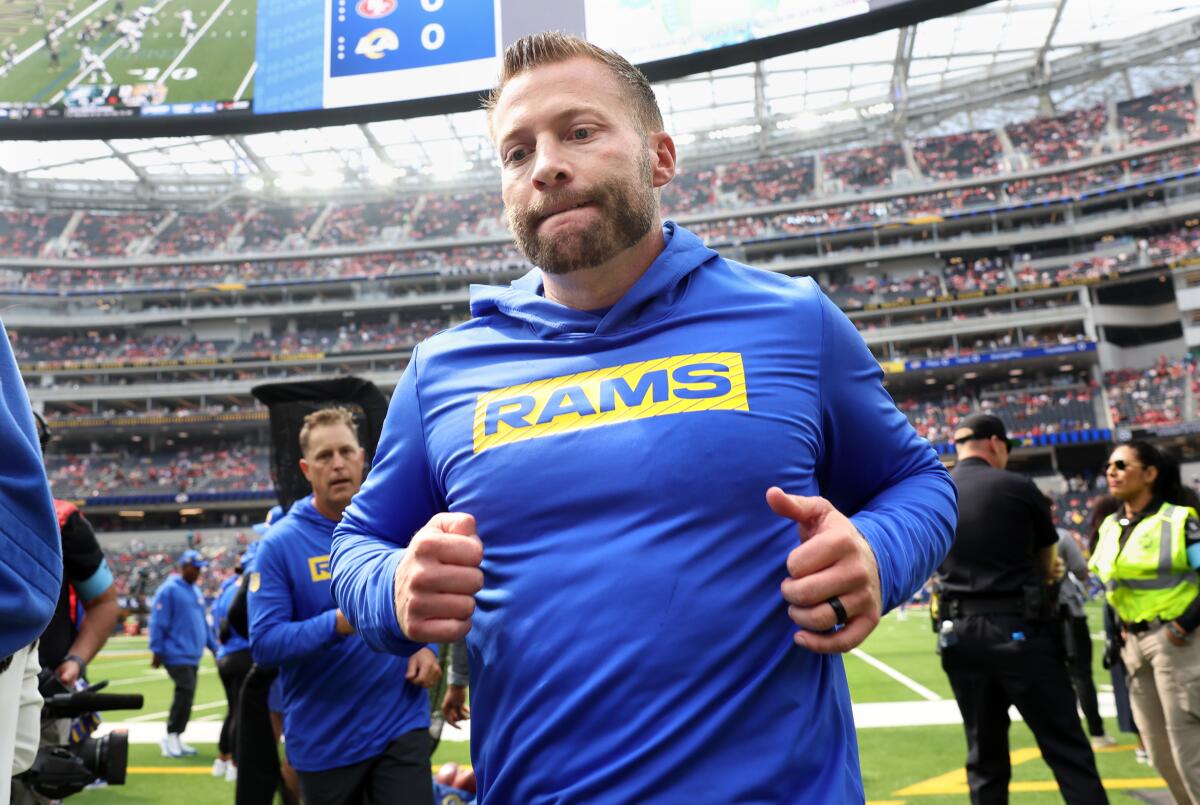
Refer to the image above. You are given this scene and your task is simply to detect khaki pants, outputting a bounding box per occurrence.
[1122,626,1200,804]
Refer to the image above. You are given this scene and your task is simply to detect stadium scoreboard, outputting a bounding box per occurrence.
[0,0,951,133]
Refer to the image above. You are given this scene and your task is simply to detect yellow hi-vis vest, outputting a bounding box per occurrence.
[1089,502,1200,624]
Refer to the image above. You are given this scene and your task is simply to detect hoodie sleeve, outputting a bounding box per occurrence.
[148,584,172,657]
[332,354,444,656]
[813,287,958,613]
[248,537,342,667]
[0,319,62,659]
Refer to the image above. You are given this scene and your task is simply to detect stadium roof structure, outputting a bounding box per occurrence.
[3,0,1200,205]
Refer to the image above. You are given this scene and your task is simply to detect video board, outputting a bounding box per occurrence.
[0,0,958,132]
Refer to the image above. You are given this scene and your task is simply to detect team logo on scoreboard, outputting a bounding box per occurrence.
[354,0,395,20]
[355,27,400,60]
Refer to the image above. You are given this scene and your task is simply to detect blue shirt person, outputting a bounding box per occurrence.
[149,549,217,758]
[0,318,61,661]
[249,407,438,805]
[330,34,957,805]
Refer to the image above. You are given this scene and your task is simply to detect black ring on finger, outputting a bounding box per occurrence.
[827,596,849,627]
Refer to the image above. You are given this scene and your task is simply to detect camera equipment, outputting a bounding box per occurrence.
[15,670,144,799]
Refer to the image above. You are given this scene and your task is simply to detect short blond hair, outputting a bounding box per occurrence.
[484,31,663,136]
[298,407,358,456]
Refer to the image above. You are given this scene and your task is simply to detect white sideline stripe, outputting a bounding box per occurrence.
[233,60,255,101]
[156,0,231,86]
[849,648,943,702]
[124,699,227,723]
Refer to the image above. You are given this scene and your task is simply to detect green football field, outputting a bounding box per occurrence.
[0,0,255,107]
[68,605,1167,804]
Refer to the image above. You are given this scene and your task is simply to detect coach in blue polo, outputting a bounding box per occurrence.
[149,549,217,758]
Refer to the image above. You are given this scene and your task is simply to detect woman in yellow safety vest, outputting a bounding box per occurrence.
[1090,441,1200,804]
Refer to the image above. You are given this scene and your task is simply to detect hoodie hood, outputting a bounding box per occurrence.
[468,221,718,338]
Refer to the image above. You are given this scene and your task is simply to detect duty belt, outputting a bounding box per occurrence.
[942,596,1024,618]
[1124,618,1168,635]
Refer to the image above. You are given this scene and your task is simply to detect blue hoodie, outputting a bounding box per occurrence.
[212,575,248,658]
[149,574,217,666]
[249,495,430,772]
[332,222,957,803]
[0,319,61,660]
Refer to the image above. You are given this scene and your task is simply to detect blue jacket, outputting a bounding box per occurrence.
[331,222,957,803]
[149,575,216,666]
[249,496,430,772]
[0,319,61,659]
[212,575,248,658]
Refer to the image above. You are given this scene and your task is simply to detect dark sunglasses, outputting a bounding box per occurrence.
[1103,459,1143,473]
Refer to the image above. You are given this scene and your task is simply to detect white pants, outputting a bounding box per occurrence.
[0,643,43,805]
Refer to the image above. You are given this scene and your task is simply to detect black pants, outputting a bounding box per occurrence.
[236,664,282,805]
[296,729,434,805]
[941,615,1108,805]
[1063,615,1105,737]
[165,664,197,735]
[217,649,252,757]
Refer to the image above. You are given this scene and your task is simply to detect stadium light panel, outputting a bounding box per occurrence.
[244,176,265,192]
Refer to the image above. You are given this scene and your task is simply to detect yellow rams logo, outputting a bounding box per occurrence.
[355,28,398,60]
[472,352,749,453]
[248,572,261,593]
[309,555,332,582]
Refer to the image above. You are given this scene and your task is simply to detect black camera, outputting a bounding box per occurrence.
[14,670,144,799]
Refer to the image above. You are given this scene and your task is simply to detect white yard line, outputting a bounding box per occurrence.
[124,698,227,723]
[233,60,255,100]
[12,0,112,66]
[849,648,943,702]
[49,0,173,103]
[155,0,231,87]
[100,665,217,689]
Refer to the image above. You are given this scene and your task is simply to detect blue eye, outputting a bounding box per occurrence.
[572,128,590,140]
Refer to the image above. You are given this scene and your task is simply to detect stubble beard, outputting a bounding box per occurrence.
[507,151,657,276]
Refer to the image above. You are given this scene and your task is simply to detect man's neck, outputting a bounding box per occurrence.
[312,496,346,523]
[541,223,665,311]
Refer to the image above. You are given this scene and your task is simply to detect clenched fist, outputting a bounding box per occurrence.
[393,512,484,643]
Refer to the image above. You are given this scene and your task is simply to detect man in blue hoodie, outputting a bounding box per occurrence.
[149,549,217,758]
[331,33,957,803]
[250,407,439,805]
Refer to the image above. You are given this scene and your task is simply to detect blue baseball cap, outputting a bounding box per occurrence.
[252,504,285,535]
[178,549,208,568]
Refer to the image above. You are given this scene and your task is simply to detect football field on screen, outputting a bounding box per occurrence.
[71,604,1164,804]
[0,0,256,106]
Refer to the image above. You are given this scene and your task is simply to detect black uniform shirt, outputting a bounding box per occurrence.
[38,509,106,669]
[939,456,1058,597]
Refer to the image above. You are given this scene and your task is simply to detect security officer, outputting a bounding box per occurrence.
[1090,440,1200,803]
[938,413,1107,804]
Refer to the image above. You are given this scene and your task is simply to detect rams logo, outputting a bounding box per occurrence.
[355,28,399,60]
[248,572,261,593]
[472,352,748,453]
[309,555,332,582]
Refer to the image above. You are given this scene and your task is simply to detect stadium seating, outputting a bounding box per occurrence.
[1105,356,1195,426]
[1005,105,1107,167]
[912,130,1004,181]
[1118,85,1198,146]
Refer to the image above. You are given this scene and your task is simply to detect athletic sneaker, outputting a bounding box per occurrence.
[177,737,199,757]
[1135,747,1150,764]
[161,735,183,758]
[224,764,238,783]
[1089,735,1117,749]
[212,758,228,777]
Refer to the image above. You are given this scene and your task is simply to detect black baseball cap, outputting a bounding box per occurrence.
[953,413,1021,450]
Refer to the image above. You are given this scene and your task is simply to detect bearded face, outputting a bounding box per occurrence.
[506,149,657,275]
